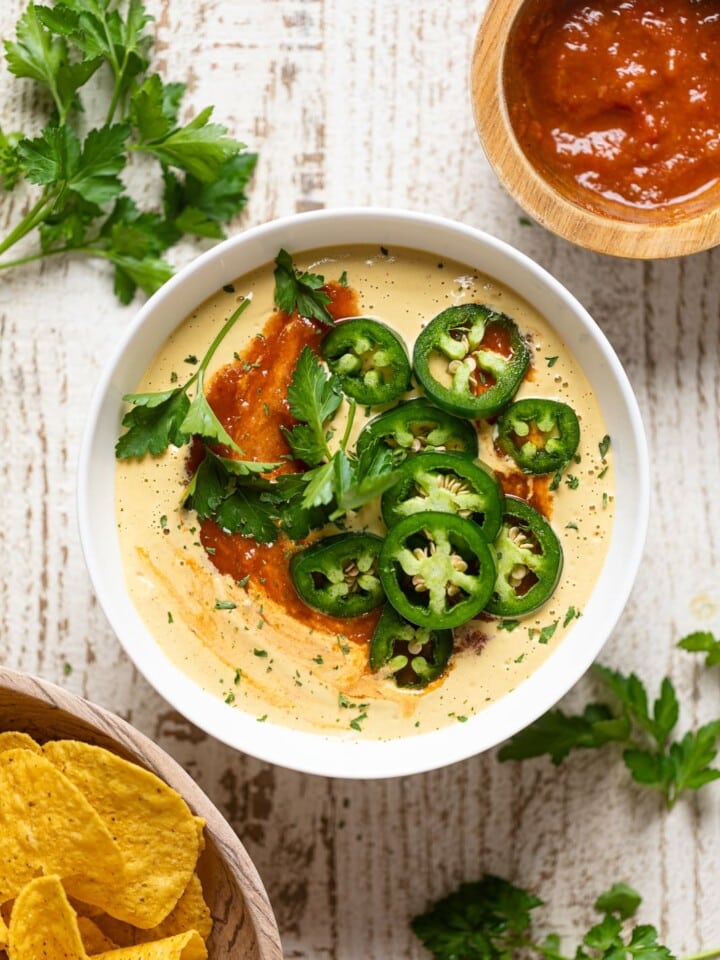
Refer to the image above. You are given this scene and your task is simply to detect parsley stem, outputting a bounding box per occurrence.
[339,399,357,452]
[0,190,56,257]
[521,938,572,960]
[682,949,720,960]
[0,248,69,270]
[197,297,253,379]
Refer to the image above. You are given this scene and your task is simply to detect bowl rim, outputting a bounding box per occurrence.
[0,664,283,960]
[471,0,720,259]
[77,205,650,779]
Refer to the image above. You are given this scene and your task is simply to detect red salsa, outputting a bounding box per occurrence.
[505,0,720,218]
[197,282,381,645]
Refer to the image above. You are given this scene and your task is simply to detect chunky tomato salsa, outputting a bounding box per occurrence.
[505,0,720,218]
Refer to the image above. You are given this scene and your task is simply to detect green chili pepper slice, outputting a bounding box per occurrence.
[496,398,580,474]
[356,397,479,462]
[484,497,562,617]
[321,317,411,406]
[413,303,530,419]
[290,533,384,617]
[370,604,453,687]
[381,451,503,541]
[378,511,496,629]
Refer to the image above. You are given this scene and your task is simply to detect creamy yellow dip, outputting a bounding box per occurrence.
[115,245,614,739]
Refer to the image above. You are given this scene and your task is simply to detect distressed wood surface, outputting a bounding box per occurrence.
[1,1,719,958]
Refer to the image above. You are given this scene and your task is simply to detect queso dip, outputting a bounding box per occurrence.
[115,245,614,739]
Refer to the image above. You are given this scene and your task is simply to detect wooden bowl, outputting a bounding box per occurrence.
[0,666,284,960]
[471,0,720,259]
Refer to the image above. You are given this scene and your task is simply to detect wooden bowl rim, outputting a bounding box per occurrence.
[0,665,284,960]
[471,0,720,259]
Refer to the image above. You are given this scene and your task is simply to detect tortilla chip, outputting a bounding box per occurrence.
[0,750,124,904]
[7,875,85,959]
[142,875,212,944]
[194,817,206,856]
[92,930,207,960]
[0,913,7,949]
[77,916,117,954]
[43,741,200,929]
[0,732,41,755]
[94,874,212,947]
[69,897,104,919]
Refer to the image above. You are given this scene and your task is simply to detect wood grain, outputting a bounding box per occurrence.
[1,1,719,957]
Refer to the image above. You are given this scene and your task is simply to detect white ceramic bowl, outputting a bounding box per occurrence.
[78,208,649,779]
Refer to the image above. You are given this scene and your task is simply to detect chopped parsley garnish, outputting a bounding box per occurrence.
[563,606,581,627]
[215,599,236,610]
[599,434,611,458]
[538,620,559,644]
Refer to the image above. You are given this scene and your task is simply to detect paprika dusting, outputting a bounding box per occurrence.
[505,0,720,219]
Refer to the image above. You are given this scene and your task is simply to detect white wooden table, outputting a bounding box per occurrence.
[1,1,719,956]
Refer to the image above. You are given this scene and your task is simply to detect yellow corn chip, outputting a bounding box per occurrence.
[94,874,212,947]
[0,912,7,949]
[140,875,212,944]
[0,732,41,755]
[43,741,200,929]
[0,750,124,904]
[7,875,85,960]
[92,930,207,960]
[194,818,206,856]
[77,916,117,954]
[69,897,105,919]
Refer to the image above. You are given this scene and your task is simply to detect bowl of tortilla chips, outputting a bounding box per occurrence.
[0,666,283,960]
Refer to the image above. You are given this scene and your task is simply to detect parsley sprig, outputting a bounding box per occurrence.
[411,874,717,960]
[116,298,256,459]
[0,0,257,302]
[116,296,284,541]
[273,248,335,325]
[278,346,398,522]
[498,662,720,808]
